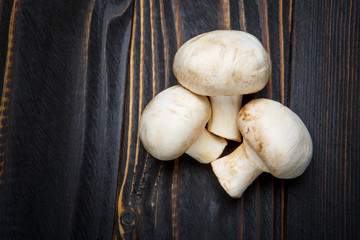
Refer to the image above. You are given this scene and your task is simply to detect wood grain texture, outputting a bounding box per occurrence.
[0,0,14,97]
[286,0,360,239]
[0,0,358,239]
[0,0,19,186]
[0,0,132,239]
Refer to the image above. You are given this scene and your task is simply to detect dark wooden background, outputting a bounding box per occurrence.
[0,0,359,239]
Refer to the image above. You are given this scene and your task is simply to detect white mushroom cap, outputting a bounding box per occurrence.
[173,30,271,96]
[139,85,227,163]
[237,99,313,178]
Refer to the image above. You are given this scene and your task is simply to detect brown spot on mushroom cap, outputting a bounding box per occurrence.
[139,85,211,160]
[173,30,271,96]
[237,99,313,178]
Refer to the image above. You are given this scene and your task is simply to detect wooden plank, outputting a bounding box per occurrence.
[286,0,360,239]
[113,0,176,239]
[0,1,133,239]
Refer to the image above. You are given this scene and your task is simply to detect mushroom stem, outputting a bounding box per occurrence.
[207,95,243,141]
[211,144,262,198]
[185,128,227,164]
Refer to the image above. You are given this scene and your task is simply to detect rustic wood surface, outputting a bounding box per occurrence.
[0,0,359,239]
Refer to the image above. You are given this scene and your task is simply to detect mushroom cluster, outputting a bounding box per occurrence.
[139,30,313,198]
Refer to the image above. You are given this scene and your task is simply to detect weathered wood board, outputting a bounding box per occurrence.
[0,0,359,239]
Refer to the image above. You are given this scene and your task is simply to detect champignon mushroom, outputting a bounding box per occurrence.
[173,30,271,141]
[211,99,313,198]
[139,85,227,164]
